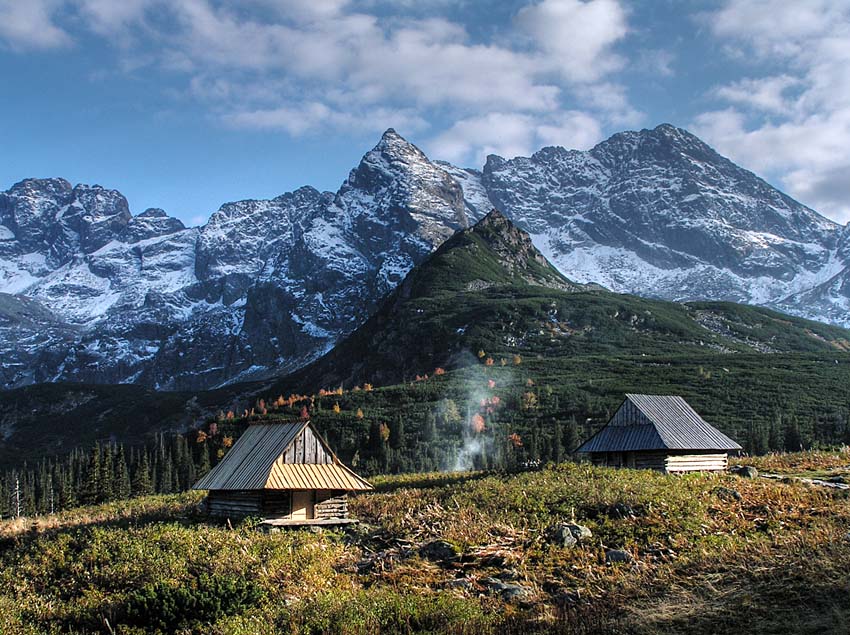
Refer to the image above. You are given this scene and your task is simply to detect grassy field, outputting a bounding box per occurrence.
[2,453,849,634]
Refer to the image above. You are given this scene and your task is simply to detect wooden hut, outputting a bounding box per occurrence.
[575,394,741,473]
[193,421,372,525]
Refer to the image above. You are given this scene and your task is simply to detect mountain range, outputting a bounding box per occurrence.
[3,208,850,469]
[2,124,848,391]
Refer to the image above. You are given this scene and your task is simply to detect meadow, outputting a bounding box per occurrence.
[2,452,849,634]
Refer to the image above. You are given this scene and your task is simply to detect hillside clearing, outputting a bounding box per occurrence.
[2,455,849,634]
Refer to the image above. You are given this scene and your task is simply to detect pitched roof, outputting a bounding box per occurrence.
[192,421,372,491]
[575,394,742,453]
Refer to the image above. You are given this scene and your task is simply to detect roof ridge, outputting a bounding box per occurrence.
[576,394,742,453]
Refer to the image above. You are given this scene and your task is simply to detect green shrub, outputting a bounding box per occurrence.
[123,573,263,633]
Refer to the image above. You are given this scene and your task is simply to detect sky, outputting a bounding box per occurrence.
[1,0,848,226]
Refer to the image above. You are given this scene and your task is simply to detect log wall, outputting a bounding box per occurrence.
[314,492,348,520]
[207,490,263,519]
[206,489,349,520]
[664,453,727,473]
[588,451,728,473]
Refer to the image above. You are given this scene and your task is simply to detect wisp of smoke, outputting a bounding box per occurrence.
[444,350,514,472]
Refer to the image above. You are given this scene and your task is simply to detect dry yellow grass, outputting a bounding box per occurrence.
[2,461,849,634]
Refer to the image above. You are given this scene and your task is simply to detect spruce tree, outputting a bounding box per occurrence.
[552,419,564,463]
[421,412,437,443]
[563,417,580,456]
[389,417,405,451]
[132,450,153,497]
[98,444,114,503]
[196,444,211,479]
[113,445,131,500]
[80,445,101,505]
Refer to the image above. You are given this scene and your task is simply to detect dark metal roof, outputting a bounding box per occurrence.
[575,394,742,453]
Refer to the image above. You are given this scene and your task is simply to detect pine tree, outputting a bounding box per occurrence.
[422,412,437,443]
[98,444,114,503]
[196,444,211,479]
[389,417,405,451]
[784,419,803,452]
[132,451,153,497]
[113,445,131,500]
[563,417,580,456]
[57,463,76,510]
[80,445,101,505]
[552,419,564,463]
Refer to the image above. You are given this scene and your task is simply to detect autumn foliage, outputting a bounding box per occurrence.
[470,413,486,434]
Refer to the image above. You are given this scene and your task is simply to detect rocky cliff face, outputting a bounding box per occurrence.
[0,130,472,390]
[2,124,849,391]
[480,124,843,308]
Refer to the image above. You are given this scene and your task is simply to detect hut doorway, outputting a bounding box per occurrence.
[291,491,314,520]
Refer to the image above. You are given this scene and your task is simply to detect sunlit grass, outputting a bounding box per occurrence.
[2,459,849,634]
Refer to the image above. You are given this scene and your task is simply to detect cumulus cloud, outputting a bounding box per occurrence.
[0,0,72,50]
[697,0,850,222]
[713,75,801,115]
[515,0,628,83]
[429,110,602,165]
[0,0,637,168]
[223,102,428,137]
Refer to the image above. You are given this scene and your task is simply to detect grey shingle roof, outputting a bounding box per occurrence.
[575,394,742,453]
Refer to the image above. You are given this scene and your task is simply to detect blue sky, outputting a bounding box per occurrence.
[1,0,848,225]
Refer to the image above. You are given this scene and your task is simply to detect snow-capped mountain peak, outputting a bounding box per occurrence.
[2,125,849,391]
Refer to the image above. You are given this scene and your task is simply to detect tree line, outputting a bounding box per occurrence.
[0,433,216,519]
[3,368,849,518]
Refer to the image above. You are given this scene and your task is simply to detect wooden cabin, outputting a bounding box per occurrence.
[193,421,372,525]
[575,394,741,473]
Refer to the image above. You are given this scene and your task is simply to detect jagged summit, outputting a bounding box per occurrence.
[281,206,589,389]
[2,123,850,392]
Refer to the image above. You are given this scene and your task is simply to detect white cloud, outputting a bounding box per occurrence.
[223,102,427,137]
[0,0,638,170]
[75,0,152,38]
[0,0,71,50]
[713,75,801,115]
[515,0,628,83]
[429,110,602,165]
[697,0,850,223]
[692,108,850,222]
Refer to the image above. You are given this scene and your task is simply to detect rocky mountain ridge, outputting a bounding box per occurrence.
[2,124,848,391]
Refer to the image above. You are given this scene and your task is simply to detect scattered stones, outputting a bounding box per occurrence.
[552,589,580,606]
[731,465,759,479]
[605,549,633,564]
[479,576,504,591]
[608,502,637,518]
[480,577,533,603]
[545,522,592,547]
[714,486,743,502]
[419,540,460,562]
[567,523,593,541]
[497,568,520,581]
[445,578,473,591]
[500,584,534,603]
[545,524,577,548]
[478,553,507,567]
